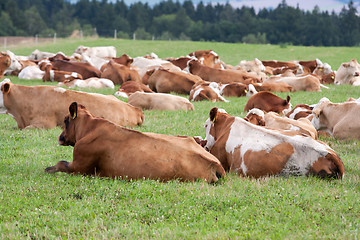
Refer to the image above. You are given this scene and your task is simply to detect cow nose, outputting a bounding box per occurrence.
[58,134,65,143]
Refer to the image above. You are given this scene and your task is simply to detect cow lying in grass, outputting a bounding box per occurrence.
[45,102,225,182]
[203,107,344,179]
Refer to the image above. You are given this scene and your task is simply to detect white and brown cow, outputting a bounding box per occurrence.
[127,92,194,111]
[312,97,360,139]
[244,91,292,115]
[0,79,144,129]
[45,102,225,182]
[286,104,314,120]
[203,107,344,179]
[189,81,228,102]
[244,109,318,139]
[219,83,258,97]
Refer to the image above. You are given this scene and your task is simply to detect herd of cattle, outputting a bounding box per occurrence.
[1,45,360,183]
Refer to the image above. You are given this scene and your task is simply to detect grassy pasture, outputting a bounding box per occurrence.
[1,38,360,239]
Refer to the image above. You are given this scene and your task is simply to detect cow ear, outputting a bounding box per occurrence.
[69,102,78,119]
[209,107,218,122]
[1,82,11,94]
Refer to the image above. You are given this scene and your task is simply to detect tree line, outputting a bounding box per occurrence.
[0,0,359,46]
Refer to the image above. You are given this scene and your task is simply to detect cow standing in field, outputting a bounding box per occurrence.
[203,107,344,179]
[45,102,225,182]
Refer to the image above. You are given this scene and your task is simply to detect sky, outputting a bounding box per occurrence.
[102,0,359,13]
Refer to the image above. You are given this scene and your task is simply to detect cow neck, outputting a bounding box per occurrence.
[3,84,34,128]
[214,113,235,140]
[74,112,98,141]
[323,103,353,129]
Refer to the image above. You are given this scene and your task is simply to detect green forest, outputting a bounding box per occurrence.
[0,0,359,46]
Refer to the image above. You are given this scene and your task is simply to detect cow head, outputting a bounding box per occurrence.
[74,45,88,55]
[281,96,292,115]
[334,59,360,85]
[58,102,87,146]
[246,84,258,97]
[0,78,11,114]
[311,97,331,131]
[0,52,11,68]
[204,107,229,151]
[244,108,265,126]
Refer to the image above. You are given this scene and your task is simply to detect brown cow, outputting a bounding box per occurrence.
[188,60,260,84]
[203,107,344,179]
[101,60,142,85]
[244,91,292,115]
[114,81,154,98]
[0,79,144,129]
[50,59,101,79]
[220,83,258,97]
[253,82,293,92]
[148,68,201,94]
[187,50,220,67]
[45,102,225,182]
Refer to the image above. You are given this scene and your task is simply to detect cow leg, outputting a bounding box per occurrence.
[24,121,55,129]
[45,161,71,173]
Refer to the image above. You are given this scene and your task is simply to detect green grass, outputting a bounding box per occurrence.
[1,38,360,239]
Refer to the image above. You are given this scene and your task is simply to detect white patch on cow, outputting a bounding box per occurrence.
[282,103,293,115]
[0,79,11,113]
[149,52,159,59]
[296,64,304,75]
[53,87,66,93]
[288,107,308,119]
[6,50,22,73]
[99,79,115,89]
[219,84,229,95]
[224,117,331,176]
[71,72,78,78]
[191,87,203,101]
[18,66,44,80]
[217,108,227,114]
[255,58,266,72]
[316,58,323,67]
[209,82,229,102]
[289,125,300,131]
[64,74,71,79]
[246,108,264,118]
[50,70,55,82]
[209,51,218,57]
[204,118,215,150]
[198,57,204,64]
[73,80,87,88]
[247,84,258,97]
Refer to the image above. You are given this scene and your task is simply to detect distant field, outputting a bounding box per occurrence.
[0,38,359,239]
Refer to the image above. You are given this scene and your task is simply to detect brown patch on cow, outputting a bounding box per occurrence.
[243,142,294,178]
[309,151,344,179]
